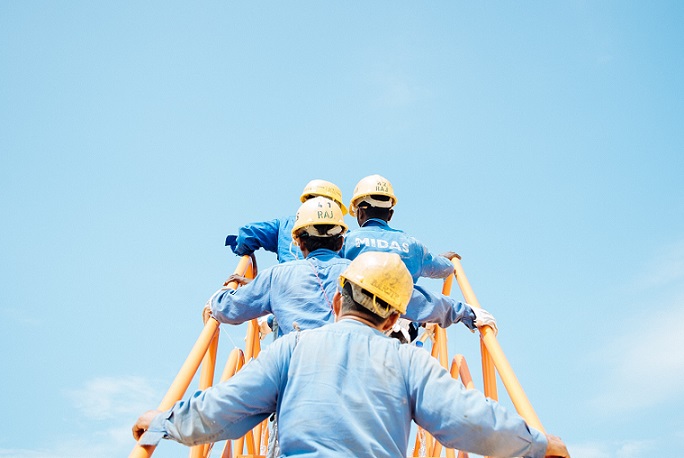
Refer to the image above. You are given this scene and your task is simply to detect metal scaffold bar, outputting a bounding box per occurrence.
[450,255,545,433]
[129,255,255,458]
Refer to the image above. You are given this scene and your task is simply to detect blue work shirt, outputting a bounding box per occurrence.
[140,319,547,457]
[209,249,477,337]
[211,248,344,337]
[227,215,302,263]
[341,219,454,283]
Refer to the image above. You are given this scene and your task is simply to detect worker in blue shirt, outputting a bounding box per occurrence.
[205,197,497,338]
[342,174,459,341]
[224,179,348,263]
[133,251,569,458]
[207,196,349,336]
[342,174,455,283]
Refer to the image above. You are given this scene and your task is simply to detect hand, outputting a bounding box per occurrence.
[202,302,213,324]
[258,315,274,339]
[225,235,238,248]
[132,409,162,441]
[472,307,498,336]
[545,434,570,457]
[223,274,252,287]
[249,253,258,276]
[440,251,460,261]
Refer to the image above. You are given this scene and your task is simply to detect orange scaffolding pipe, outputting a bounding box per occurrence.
[413,254,546,457]
[129,256,255,458]
[451,255,544,433]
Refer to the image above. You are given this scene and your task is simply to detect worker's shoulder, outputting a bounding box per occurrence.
[280,214,296,225]
[268,252,349,272]
[347,223,408,237]
[307,250,351,266]
[241,215,292,227]
[296,321,385,347]
[396,340,439,366]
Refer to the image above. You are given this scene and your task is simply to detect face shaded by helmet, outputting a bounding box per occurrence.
[300,179,348,215]
[348,174,397,217]
[339,251,413,317]
[291,196,348,241]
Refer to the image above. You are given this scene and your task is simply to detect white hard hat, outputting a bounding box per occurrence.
[292,196,348,239]
[300,179,348,215]
[348,174,397,217]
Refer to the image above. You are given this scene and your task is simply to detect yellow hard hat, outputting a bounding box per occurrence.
[291,196,348,240]
[348,174,397,217]
[339,251,413,316]
[300,179,348,215]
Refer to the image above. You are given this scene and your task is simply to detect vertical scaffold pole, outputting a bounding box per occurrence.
[448,254,498,401]
[450,255,545,432]
[129,256,255,458]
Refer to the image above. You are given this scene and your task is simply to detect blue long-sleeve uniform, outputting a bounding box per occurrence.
[140,320,547,457]
[209,249,477,337]
[226,215,302,263]
[341,218,454,283]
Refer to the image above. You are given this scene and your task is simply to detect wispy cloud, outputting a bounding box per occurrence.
[589,298,684,412]
[374,75,428,108]
[569,439,656,458]
[588,241,684,414]
[633,240,684,291]
[0,376,165,458]
[65,375,158,421]
[0,306,41,327]
[366,64,432,109]
[0,425,136,458]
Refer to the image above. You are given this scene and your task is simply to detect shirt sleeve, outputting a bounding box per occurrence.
[210,269,274,324]
[232,219,281,255]
[416,241,454,279]
[403,285,477,330]
[339,232,354,260]
[404,348,548,458]
[139,336,295,447]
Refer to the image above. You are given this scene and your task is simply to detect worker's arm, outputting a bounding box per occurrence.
[415,242,455,279]
[226,218,281,256]
[208,268,275,324]
[404,347,550,458]
[402,283,498,334]
[544,434,570,457]
[133,335,295,446]
[132,409,162,441]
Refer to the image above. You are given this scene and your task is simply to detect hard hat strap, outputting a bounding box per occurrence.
[358,196,393,209]
[299,224,344,237]
[349,283,393,318]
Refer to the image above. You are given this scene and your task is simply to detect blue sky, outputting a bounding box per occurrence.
[1,2,683,457]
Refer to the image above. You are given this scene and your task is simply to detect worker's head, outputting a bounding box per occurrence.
[300,179,348,215]
[336,251,413,327]
[348,174,397,224]
[292,196,348,255]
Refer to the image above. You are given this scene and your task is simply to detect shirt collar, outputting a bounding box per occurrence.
[305,248,342,260]
[335,318,387,337]
[361,218,389,228]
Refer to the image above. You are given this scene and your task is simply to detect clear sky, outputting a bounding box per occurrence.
[1,2,683,457]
